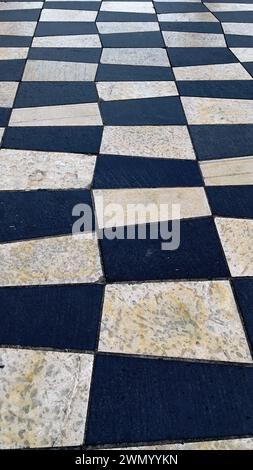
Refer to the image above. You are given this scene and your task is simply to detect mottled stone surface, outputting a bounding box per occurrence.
[0,48,28,60]
[0,83,18,108]
[100,48,170,67]
[100,2,154,13]
[97,22,159,34]
[0,234,103,286]
[158,12,217,22]
[32,35,101,48]
[162,31,226,47]
[200,156,253,186]
[40,9,97,22]
[93,188,211,228]
[22,61,98,81]
[231,48,253,62]
[0,22,37,36]
[216,217,253,276]
[0,348,93,448]
[100,126,196,159]
[97,81,177,101]
[174,63,251,81]
[99,281,251,362]
[181,97,253,124]
[0,150,96,190]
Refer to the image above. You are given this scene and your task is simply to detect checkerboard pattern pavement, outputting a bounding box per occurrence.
[0,0,253,450]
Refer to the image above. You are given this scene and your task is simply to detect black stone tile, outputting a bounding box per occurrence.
[168,48,237,67]
[100,32,164,48]
[35,21,97,36]
[206,186,253,219]
[177,81,253,99]
[0,60,25,81]
[97,11,157,21]
[161,22,222,33]
[96,64,173,81]
[216,12,253,22]
[226,35,253,47]
[28,48,101,63]
[45,1,101,10]
[155,2,208,13]
[0,108,11,127]
[0,36,32,47]
[0,9,41,21]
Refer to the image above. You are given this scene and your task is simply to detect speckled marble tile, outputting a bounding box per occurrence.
[100,126,196,159]
[115,438,253,450]
[216,217,253,276]
[230,48,253,62]
[0,149,96,190]
[162,31,226,47]
[181,97,253,124]
[97,81,177,101]
[222,23,253,36]
[0,48,28,60]
[174,63,252,81]
[0,2,43,10]
[0,233,102,286]
[96,22,159,34]
[32,35,101,48]
[22,60,98,81]
[0,82,18,108]
[40,9,97,22]
[99,281,251,362]
[100,2,154,14]
[0,22,37,36]
[9,103,102,127]
[93,188,211,227]
[100,48,170,67]
[0,348,93,448]
[200,156,253,186]
[158,12,217,22]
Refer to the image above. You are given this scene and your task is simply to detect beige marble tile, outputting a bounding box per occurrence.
[100,48,170,67]
[96,22,159,34]
[0,48,28,60]
[22,60,98,81]
[100,2,154,13]
[222,23,253,35]
[40,9,97,21]
[181,97,253,124]
[114,438,253,450]
[0,22,37,36]
[162,31,226,47]
[215,218,253,277]
[0,348,93,449]
[174,63,251,80]
[97,81,178,101]
[99,281,251,362]
[93,188,211,228]
[0,82,18,108]
[100,126,196,159]
[9,103,102,127]
[0,2,43,9]
[208,3,253,12]
[0,149,96,190]
[158,12,217,22]
[32,35,101,48]
[200,156,253,186]
[230,48,253,62]
[0,233,103,286]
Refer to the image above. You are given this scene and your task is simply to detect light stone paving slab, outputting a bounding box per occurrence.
[181,97,253,124]
[100,126,196,159]
[230,48,253,62]
[0,82,18,108]
[0,233,103,286]
[162,31,226,47]
[93,188,211,228]
[0,149,96,190]
[100,2,154,13]
[32,35,101,48]
[174,63,252,80]
[200,156,253,186]
[9,103,102,127]
[22,60,98,81]
[205,3,253,12]
[0,2,43,10]
[40,9,97,22]
[215,217,253,277]
[97,81,178,101]
[0,22,37,36]
[0,348,93,448]
[100,48,170,67]
[222,23,253,35]
[99,281,251,362]
[0,48,28,60]
[158,12,218,22]
[96,22,159,34]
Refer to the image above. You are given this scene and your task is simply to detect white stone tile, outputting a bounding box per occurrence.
[96,22,159,34]
[162,31,226,47]
[200,156,253,186]
[9,103,102,127]
[0,233,103,286]
[40,9,97,21]
[0,149,96,190]
[0,48,28,60]
[0,82,18,108]
[230,48,253,62]
[174,63,252,80]
[99,281,251,362]
[97,81,178,101]
[100,126,196,159]
[0,2,43,10]
[100,48,170,67]
[0,22,36,36]
[181,97,253,124]
[158,12,218,22]
[205,3,253,12]
[100,2,154,13]
[22,60,98,81]
[216,217,253,276]
[223,23,253,36]
[32,35,101,48]
[93,188,211,228]
[0,348,93,448]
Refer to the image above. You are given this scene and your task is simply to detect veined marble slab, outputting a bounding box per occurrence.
[22,60,98,81]
[0,149,96,190]
[158,13,217,22]
[0,82,18,107]
[200,156,253,186]
[97,81,178,101]
[100,48,170,67]
[32,35,101,48]
[40,9,97,21]
[100,126,196,159]
[0,48,28,60]
[0,22,37,36]
[100,2,154,13]
[181,97,253,124]
[174,63,252,80]
[96,22,159,34]
[162,31,226,47]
